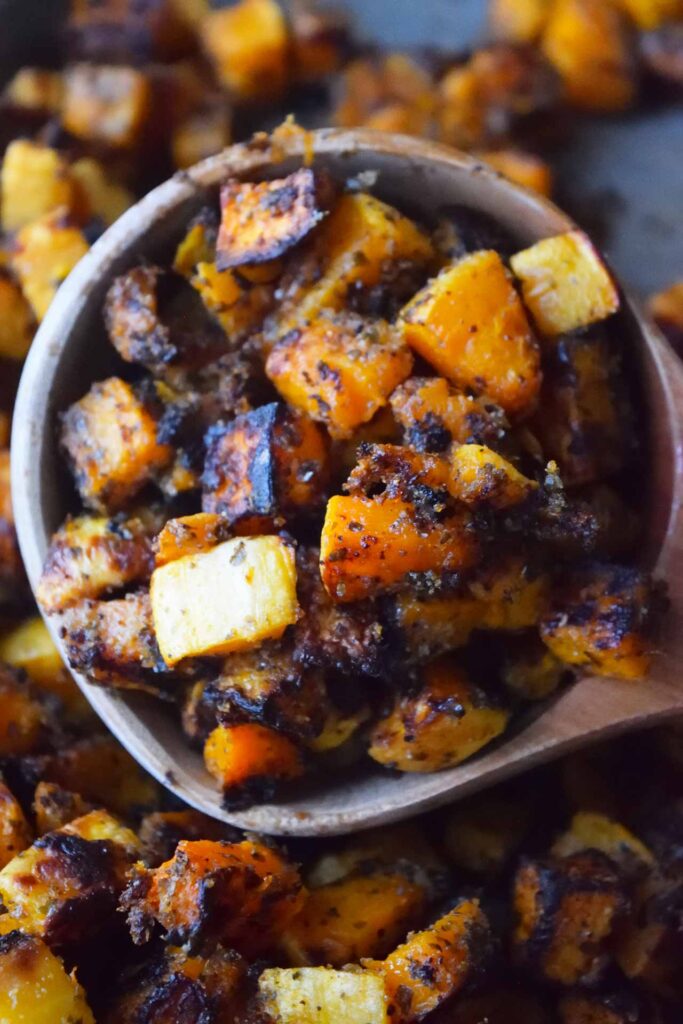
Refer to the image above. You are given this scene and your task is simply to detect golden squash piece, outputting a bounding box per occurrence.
[217,169,333,270]
[551,811,655,874]
[60,378,172,512]
[282,871,427,967]
[333,53,435,134]
[267,313,413,440]
[155,512,231,566]
[511,231,620,337]
[3,67,64,112]
[150,535,299,665]
[37,510,158,612]
[173,211,218,277]
[0,274,34,361]
[541,0,636,112]
[364,899,491,1021]
[369,656,509,772]
[32,782,95,836]
[540,566,657,680]
[124,839,305,953]
[450,444,537,509]
[259,966,389,1024]
[0,932,95,1024]
[390,376,508,453]
[489,0,553,42]
[0,809,140,946]
[0,665,47,756]
[191,259,274,341]
[399,250,540,418]
[0,778,32,869]
[320,494,479,603]
[512,851,627,985]
[69,158,134,226]
[204,723,304,806]
[0,140,82,233]
[12,209,89,320]
[62,63,151,148]
[201,0,289,102]
[477,148,553,196]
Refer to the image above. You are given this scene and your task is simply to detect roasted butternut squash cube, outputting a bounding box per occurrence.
[3,67,64,112]
[69,158,134,226]
[540,565,657,679]
[1,141,82,233]
[390,376,508,452]
[217,169,333,270]
[0,274,34,360]
[511,231,620,336]
[267,313,413,439]
[139,809,237,867]
[0,616,85,716]
[450,444,537,509]
[62,63,151,148]
[0,932,95,1024]
[0,665,47,756]
[201,0,289,102]
[0,810,140,946]
[478,148,553,196]
[32,782,95,836]
[541,0,636,112]
[191,259,274,341]
[155,512,231,566]
[552,812,654,875]
[282,192,434,330]
[0,778,32,869]
[202,402,329,529]
[320,494,479,603]
[512,851,627,985]
[38,510,158,612]
[282,871,427,967]
[11,210,89,320]
[259,967,389,1024]
[364,899,491,1021]
[399,250,540,417]
[204,723,304,806]
[123,839,305,952]
[369,657,509,772]
[489,0,553,42]
[150,535,298,665]
[173,209,218,277]
[60,378,172,512]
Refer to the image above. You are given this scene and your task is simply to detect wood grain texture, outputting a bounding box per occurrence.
[11,129,683,835]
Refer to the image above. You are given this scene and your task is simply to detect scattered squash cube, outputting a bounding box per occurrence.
[511,230,620,336]
[390,376,508,452]
[62,63,151,148]
[150,534,298,665]
[3,67,64,112]
[477,148,553,196]
[399,250,540,417]
[204,722,304,806]
[12,209,89,320]
[0,616,85,716]
[267,313,413,439]
[60,378,172,512]
[0,932,95,1024]
[1,140,82,233]
[450,443,538,509]
[201,0,289,103]
[0,273,34,361]
[369,656,509,772]
[32,782,95,836]
[259,967,389,1024]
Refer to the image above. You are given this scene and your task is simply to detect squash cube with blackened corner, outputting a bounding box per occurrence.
[155,512,232,567]
[217,169,334,270]
[32,783,95,836]
[364,898,492,1021]
[511,231,620,336]
[0,932,95,1024]
[37,509,160,613]
[0,778,32,869]
[201,0,289,102]
[512,850,628,985]
[139,810,238,868]
[0,809,141,946]
[450,444,538,509]
[191,259,274,341]
[122,839,305,952]
[259,967,390,1024]
[204,723,304,807]
[60,378,173,512]
[202,403,329,529]
[62,64,151,148]
[552,812,655,877]
[150,535,299,665]
[0,274,34,361]
[0,140,83,233]
[540,565,659,680]
[320,494,479,603]
[12,210,89,321]
[267,314,413,440]
[369,657,509,772]
[390,376,509,452]
[399,250,540,418]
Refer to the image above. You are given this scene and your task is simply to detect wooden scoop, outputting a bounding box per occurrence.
[11,129,683,836]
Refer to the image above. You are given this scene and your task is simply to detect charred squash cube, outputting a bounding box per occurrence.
[33,783,95,836]
[191,259,275,342]
[390,376,509,452]
[202,402,329,529]
[0,932,95,1024]
[368,656,509,772]
[200,0,289,103]
[540,565,658,679]
[217,169,334,270]
[512,850,628,985]
[450,443,538,509]
[62,63,151,148]
[204,722,305,806]
[60,377,173,512]
[12,210,89,321]
[259,967,389,1024]
[139,811,238,868]
[267,313,413,440]
[399,250,541,418]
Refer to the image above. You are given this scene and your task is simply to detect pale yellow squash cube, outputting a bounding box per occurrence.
[0,933,94,1024]
[12,210,89,320]
[0,616,62,688]
[1,140,82,233]
[259,966,389,1024]
[511,230,620,336]
[151,535,299,666]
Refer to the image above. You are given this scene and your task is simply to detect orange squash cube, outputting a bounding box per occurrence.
[450,444,537,509]
[511,230,620,336]
[12,210,89,321]
[204,723,304,804]
[62,64,151,148]
[201,0,289,103]
[390,376,508,452]
[399,250,540,418]
[155,513,231,567]
[477,149,553,196]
